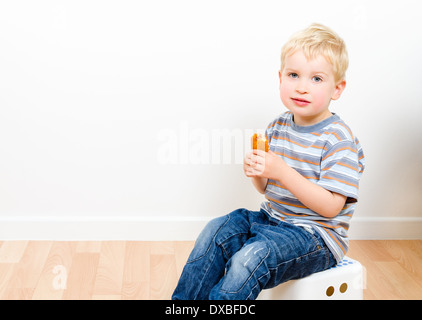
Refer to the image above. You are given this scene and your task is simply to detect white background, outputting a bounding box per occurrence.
[0,0,421,239]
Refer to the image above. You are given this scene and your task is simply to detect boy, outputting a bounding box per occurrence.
[172,23,365,300]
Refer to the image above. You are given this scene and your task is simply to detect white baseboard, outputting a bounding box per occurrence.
[0,216,211,241]
[0,216,421,240]
[348,217,422,240]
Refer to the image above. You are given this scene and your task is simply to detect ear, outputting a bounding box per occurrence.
[278,70,282,85]
[331,80,346,101]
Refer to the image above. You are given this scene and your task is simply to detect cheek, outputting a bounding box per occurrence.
[280,83,291,105]
[311,89,330,109]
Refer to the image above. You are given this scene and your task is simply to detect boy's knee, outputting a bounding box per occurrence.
[200,215,230,242]
[187,209,252,264]
[186,215,229,263]
[202,209,250,244]
[233,242,271,271]
[227,208,252,222]
[220,241,271,294]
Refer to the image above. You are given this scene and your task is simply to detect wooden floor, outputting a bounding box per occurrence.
[0,240,421,300]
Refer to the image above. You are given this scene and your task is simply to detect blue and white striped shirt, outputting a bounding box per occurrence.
[260,112,365,262]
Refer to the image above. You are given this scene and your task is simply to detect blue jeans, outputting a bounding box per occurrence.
[172,208,336,300]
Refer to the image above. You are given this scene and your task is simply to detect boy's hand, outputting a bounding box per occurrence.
[244,149,284,180]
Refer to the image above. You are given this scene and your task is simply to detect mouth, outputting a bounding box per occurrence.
[291,97,311,106]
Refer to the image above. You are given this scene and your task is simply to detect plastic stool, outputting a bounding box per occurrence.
[257,257,364,300]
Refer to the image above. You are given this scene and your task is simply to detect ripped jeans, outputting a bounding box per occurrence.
[172,208,336,300]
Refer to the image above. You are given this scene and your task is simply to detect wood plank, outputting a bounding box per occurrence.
[374,260,422,300]
[379,240,422,288]
[150,241,175,255]
[0,264,15,299]
[32,241,78,300]
[122,241,150,300]
[3,241,52,299]
[76,241,102,253]
[62,252,100,300]
[92,294,122,300]
[0,241,28,263]
[92,241,126,296]
[348,240,422,300]
[150,253,177,300]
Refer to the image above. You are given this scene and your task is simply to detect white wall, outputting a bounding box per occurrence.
[0,0,421,240]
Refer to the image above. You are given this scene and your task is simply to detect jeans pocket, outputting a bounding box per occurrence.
[293,247,330,279]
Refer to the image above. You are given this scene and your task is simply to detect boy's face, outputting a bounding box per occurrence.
[279,50,346,126]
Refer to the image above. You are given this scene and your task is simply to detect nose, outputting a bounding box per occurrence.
[295,79,308,94]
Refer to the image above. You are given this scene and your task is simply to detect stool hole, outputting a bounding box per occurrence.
[326,286,334,297]
[340,282,348,293]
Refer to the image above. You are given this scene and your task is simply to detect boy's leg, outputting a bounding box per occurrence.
[172,208,267,300]
[209,220,336,300]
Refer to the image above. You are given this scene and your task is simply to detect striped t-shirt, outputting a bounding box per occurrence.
[260,111,365,262]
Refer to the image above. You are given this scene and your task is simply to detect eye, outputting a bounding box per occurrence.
[312,76,323,83]
[288,73,299,79]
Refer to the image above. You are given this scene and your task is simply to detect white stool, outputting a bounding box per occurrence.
[257,257,364,300]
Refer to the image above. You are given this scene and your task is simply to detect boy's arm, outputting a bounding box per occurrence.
[247,150,346,218]
[251,176,268,194]
[272,159,346,218]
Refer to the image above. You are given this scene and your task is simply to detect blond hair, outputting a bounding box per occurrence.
[280,23,349,82]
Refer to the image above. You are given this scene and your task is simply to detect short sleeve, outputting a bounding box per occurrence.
[318,138,365,203]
